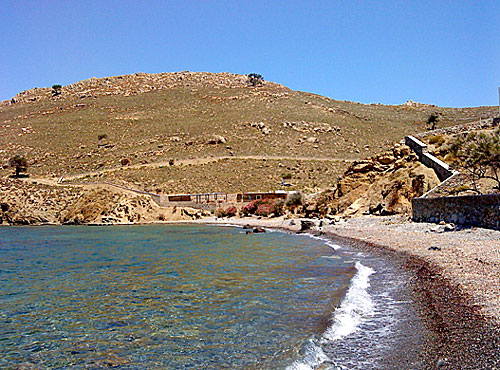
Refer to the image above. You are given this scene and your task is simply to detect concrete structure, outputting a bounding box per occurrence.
[236,191,287,202]
[405,136,455,181]
[407,125,500,230]
[412,194,500,230]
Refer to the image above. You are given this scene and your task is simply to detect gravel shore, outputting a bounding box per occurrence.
[197,215,500,369]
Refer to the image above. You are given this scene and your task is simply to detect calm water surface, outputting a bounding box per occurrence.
[0,225,357,369]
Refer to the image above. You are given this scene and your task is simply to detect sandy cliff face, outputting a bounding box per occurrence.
[0,179,80,224]
[0,179,209,225]
[305,145,440,217]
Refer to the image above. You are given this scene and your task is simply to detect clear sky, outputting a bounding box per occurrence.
[1,1,498,107]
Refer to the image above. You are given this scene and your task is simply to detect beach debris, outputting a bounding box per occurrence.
[428,246,441,251]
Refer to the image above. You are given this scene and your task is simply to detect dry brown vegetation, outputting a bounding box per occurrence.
[70,157,346,194]
[0,72,498,224]
[1,72,496,186]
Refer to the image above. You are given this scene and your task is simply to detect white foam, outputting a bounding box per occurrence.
[300,233,342,250]
[286,337,331,370]
[322,261,375,342]
[286,262,376,370]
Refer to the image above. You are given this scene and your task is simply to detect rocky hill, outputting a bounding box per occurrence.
[0,71,498,224]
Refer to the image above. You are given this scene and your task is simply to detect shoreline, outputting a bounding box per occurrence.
[3,216,500,368]
[194,216,500,369]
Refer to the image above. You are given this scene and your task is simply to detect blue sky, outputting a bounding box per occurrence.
[1,1,498,107]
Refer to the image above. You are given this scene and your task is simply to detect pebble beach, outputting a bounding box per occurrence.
[198,215,500,369]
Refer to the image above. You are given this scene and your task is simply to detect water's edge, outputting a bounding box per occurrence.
[5,221,495,369]
[215,225,432,370]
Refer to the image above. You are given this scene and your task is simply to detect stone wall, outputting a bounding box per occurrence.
[408,121,500,230]
[405,136,454,181]
[412,194,500,230]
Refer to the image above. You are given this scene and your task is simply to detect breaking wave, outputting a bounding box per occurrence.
[287,261,375,370]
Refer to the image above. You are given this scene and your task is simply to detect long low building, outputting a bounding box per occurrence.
[236,191,288,202]
[160,191,289,204]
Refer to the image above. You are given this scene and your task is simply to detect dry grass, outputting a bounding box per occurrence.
[70,158,345,194]
[1,72,497,192]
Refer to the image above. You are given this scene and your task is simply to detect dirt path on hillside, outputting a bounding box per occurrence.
[27,155,355,184]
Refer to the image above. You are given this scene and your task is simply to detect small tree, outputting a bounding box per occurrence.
[52,84,62,96]
[286,192,303,207]
[426,112,440,130]
[247,73,264,87]
[9,155,28,177]
[450,130,500,193]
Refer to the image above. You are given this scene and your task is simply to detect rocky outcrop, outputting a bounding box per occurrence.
[305,145,441,218]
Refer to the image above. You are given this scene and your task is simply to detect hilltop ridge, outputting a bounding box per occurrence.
[5,71,287,105]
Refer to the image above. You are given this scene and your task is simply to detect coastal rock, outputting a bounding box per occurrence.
[303,146,440,218]
[299,220,314,232]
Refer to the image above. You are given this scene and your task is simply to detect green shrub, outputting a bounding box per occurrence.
[8,155,28,177]
[286,192,303,207]
[247,73,264,87]
[52,84,62,96]
[426,112,440,130]
[451,185,469,194]
[215,206,238,218]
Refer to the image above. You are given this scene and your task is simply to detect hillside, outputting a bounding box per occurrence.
[1,71,497,195]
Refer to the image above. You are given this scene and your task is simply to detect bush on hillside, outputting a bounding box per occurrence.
[426,112,440,130]
[286,192,303,207]
[428,134,445,146]
[240,199,284,217]
[52,84,62,96]
[215,206,238,218]
[247,73,264,87]
[8,155,28,177]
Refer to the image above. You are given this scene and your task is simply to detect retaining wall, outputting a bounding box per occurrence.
[412,194,500,230]
[404,136,454,181]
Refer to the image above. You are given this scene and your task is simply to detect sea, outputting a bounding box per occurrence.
[0,224,429,369]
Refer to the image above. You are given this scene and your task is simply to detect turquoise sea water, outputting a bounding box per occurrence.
[0,225,360,369]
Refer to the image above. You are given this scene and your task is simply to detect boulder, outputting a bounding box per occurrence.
[299,220,314,232]
[207,135,226,145]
